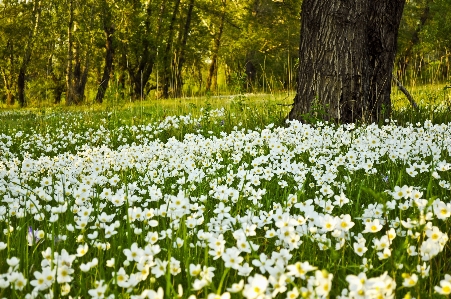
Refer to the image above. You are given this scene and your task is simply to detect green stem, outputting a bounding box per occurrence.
[216,267,230,294]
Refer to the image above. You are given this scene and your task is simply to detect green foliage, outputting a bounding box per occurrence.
[0,0,303,106]
[396,0,451,85]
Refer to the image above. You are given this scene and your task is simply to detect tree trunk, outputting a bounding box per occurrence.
[72,43,89,104]
[161,0,181,99]
[2,69,15,106]
[245,51,257,92]
[17,0,42,107]
[288,0,405,124]
[66,0,75,105]
[124,0,165,100]
[95,25,115,103]
[206,1,226,93]
[173,0,195,98]
[46,52,64,104]
[17,69,26,106]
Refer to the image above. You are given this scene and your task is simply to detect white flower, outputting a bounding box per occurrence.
[435,279,451,295]
[333,192,349,207]
[433,200,451,219]
[80,263,91,272]
[57,265,74,283]
[170,257,181,276]
[207,292,230,299]
[151,258,168,278]
[338,214,354,231]
[252,253,274,274]
[286,287,299,299]
[88,280,108,299]
[7,257,20,267]
[243,274,268,299]
[123,243,144,262]
[76,244,89,257]
[227,279,244,293]
[192,278,209,291]
[238,263,254,277]
[12,272,27,291]
[363,219,383,233]
[402,273,418,287]
[286,261,317,279]
[314,270,333,297]
[222,247,243,270]
[353,242,368,257]
[114,267,129,288]
[106,258,115,267]
[30,269,52,291]
[377,248,392,260]
[190,264,201,277]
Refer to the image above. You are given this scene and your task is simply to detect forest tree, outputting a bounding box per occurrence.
[288,0,406,123]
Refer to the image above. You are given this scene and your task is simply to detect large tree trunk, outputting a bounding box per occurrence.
[288,0,405,124]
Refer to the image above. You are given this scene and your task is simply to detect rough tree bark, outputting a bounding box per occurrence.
[288,0,405,123]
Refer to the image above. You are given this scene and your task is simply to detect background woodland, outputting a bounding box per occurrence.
[0,0,449,107]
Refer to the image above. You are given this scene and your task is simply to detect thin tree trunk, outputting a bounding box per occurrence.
[2,68,15,106]
[161,0,181,99]
[206,1,226,93]
[174,0,195,98]
[126,0,165,100]
[17,0,42,107]
[72,43,90,104]
[95,16,115,104]
[47,52,64,104]
[66,0,74,105]
[288,0,405,123]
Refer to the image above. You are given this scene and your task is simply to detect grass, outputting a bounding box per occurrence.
[0,87,450,299]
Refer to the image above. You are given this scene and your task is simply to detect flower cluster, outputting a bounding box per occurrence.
[0,112,450,298]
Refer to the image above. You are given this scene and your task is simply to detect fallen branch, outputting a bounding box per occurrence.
[394,77,419,110]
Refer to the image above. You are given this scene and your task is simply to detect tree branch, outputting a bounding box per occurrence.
[393,77,419,110]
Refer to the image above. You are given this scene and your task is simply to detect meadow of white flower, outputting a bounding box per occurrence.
[0,108,450,299]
